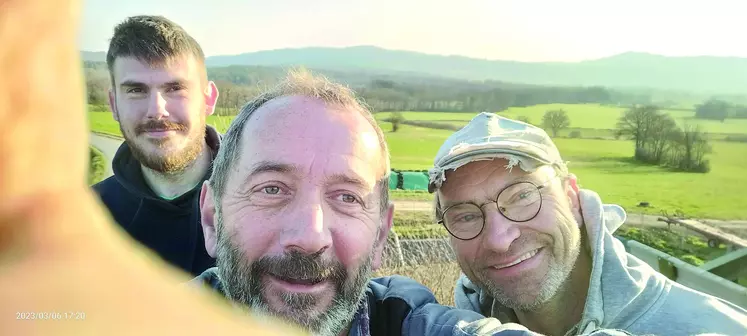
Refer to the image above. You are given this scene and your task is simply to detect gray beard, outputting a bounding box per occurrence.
[480,245,578,311]
[474,215,583,311]
[214,211,373,336]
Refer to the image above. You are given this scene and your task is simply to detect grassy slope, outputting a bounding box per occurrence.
[89,106,747,219]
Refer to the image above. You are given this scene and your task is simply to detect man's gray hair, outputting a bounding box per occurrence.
[209,68,391,219]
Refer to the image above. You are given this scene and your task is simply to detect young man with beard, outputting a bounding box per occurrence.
[428,113,747,336]
[93,15,219,276]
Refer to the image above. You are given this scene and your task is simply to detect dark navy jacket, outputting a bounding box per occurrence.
[189,268,632,336]
[92,127,220,277]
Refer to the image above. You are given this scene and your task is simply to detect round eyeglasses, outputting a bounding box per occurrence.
[436,177,557,240]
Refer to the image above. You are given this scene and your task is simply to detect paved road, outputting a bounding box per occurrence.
[89,133,123,178]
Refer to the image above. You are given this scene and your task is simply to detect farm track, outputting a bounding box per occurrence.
[393,200,747,238]
[90,132,747,238]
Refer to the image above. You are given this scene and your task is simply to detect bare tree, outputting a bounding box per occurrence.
[616,105,657,150]
[541,109,570,137]
[667,123,712,173]
[615,105,677,163]
[389,111,405,132]
[645,114,679,163]
[617,106,712,172]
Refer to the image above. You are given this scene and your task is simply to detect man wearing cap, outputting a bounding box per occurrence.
[428,113,747,336]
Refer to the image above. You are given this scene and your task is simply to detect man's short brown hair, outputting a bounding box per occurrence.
[106,15,207,84]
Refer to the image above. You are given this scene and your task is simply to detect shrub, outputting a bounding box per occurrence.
[389,112,404,132]
[680,254,705,266]
[724,135,747,143]
[616,226,726,266]
[88,146,106,185]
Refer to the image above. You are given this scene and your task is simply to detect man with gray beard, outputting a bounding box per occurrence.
[188,70,640,336]
[429,113,747,336]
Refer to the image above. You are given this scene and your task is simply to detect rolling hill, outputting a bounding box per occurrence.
[81,45,747,94]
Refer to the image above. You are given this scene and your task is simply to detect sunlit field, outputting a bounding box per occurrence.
[89,105,747,219]
[375,103,747,138]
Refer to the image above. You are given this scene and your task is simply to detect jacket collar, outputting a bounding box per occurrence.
[111,125,221,210]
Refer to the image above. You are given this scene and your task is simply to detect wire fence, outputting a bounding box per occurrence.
[375,230,462,305]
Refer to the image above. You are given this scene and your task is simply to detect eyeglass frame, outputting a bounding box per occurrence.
[435,174,561,241]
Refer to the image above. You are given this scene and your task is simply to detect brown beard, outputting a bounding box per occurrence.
[121,118,205,174]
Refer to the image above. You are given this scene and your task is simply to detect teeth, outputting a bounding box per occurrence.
[496,249,539,269]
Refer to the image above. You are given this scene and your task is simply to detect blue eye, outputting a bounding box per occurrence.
[262,186,280,194]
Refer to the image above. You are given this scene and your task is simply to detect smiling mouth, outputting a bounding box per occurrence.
[145,128,177,133]
[271,274,325,286]
[492,248,541,269]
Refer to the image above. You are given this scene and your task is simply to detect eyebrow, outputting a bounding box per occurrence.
[324,173,370,190]
[247,160,299,177]
[119,80,146,88]
[238,160,299,191]
[241,161,372,192]
[119,79,189,89]
[440,175,545,209]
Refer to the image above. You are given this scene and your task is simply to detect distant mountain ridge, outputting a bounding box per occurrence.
[81,46,747,94]
[82,51,106,62]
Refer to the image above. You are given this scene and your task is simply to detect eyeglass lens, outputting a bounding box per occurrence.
[442,182,542,239]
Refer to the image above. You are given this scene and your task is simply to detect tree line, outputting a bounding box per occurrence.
[694,98,747,122]
[85,61,716,174]
[84,62,651,113]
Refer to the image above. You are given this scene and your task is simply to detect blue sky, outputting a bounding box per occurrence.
[79,0,745,62]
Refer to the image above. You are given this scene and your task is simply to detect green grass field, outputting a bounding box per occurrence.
[89,104,747,219]
[376,104,747,137]
[380,124,747,219]
[87,108,235,137]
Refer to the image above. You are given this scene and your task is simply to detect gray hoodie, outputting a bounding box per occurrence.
[454,189,747,336]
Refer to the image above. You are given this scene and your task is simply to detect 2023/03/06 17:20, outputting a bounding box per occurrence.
[16,311,86,320]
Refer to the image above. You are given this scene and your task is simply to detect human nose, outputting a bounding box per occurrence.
[145,91,169,119]
[480,203,521,253]
[278,199,333,255]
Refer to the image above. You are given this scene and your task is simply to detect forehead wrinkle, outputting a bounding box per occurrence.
[256,98,380,159]
[444,162,506,194]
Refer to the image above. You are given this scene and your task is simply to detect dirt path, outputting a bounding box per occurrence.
[392,200,747,237]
